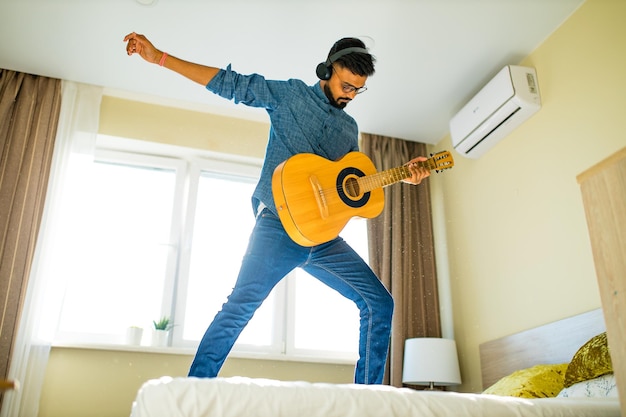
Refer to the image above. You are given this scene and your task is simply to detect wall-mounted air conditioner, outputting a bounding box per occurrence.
[449,65,541,159]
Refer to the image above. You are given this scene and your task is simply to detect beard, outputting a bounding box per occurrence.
[323,83,350,109]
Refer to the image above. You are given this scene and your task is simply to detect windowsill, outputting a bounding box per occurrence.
[51,342,357,366]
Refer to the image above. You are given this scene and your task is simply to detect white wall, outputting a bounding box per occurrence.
[431,0,625,392]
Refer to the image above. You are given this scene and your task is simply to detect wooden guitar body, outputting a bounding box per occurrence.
[272,152,384,246]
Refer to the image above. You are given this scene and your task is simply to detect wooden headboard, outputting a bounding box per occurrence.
[479,309,606,390]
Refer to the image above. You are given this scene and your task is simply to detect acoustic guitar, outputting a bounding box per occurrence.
[271,150,454,246]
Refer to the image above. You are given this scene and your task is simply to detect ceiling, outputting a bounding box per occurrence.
[0,0,584,145]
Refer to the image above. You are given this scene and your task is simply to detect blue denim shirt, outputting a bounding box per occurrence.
[206,65,360,215]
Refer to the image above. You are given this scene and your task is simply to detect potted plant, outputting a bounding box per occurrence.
[152,316,173,347]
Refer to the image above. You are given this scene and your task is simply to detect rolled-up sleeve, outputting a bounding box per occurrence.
[207,64,283,110]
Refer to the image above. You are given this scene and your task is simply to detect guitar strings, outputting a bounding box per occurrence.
[316,165,412,197]
[311,153,451,197]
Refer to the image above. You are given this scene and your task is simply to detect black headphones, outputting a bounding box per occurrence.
[316,46,369,80]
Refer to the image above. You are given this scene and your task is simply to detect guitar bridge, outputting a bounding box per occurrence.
[309,175,329,219]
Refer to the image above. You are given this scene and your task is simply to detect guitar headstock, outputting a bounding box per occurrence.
[428,150,454,173]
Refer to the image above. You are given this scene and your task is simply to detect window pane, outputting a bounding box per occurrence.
[182,173,274,346]
[292,218,368,354]
[56,160,176,341]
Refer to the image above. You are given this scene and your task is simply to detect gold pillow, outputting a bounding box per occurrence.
[483,363,568,398]
[564,332,613,388]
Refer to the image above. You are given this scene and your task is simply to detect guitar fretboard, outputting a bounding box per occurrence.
[357,159,436,193]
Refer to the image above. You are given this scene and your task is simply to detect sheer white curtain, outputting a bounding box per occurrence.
[1,81,102,417]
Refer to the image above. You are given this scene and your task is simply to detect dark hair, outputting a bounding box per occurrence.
[328,37,376,77]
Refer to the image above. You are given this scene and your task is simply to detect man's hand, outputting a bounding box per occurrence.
[124,32,162,65]
[123,32,220,86]
[402,157,431,185]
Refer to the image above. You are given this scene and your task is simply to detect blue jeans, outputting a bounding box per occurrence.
[188,209,394,384]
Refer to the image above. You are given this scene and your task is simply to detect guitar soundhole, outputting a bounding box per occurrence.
[337,167,369,209]
[344,177,360,198]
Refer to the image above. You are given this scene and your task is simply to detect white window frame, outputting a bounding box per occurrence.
[53,134,363,364]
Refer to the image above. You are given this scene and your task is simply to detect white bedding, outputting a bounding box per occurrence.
[130,376,621,417]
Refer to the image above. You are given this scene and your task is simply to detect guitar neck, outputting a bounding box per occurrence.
[358,158,436,193]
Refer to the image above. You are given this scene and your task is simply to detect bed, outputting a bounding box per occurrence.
[130,309,621,416]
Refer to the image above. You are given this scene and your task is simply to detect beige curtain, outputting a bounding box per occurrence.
[361,133,441,387]
[0,70,61,404]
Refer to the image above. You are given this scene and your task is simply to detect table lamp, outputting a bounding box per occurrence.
[402,337,462,389]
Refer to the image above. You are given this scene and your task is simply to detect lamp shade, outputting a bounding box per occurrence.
[402,337,462,386]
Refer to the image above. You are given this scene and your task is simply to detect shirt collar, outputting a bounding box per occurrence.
[313,81,342,112]
[313,81,327,102]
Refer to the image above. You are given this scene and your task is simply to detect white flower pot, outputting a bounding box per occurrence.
[152,329,169,347]
[126,326,144,345]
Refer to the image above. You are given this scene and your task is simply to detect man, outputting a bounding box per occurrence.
[124,32,430,384]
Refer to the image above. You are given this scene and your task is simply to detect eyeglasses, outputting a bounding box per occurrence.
[341,83,368,95]
[333,66,368,94]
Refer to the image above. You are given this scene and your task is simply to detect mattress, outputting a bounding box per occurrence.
[130,376,621,417]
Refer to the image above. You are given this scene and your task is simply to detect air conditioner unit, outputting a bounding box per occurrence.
[449,65,541,159]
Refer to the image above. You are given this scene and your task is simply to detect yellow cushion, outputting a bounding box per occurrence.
[564,332,613,388]
[483,363,568,398]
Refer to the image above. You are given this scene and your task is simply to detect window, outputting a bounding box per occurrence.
[51,148,185,344]
[290,218,366,358]
[174,167,280,351]
[49,135,367,361]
